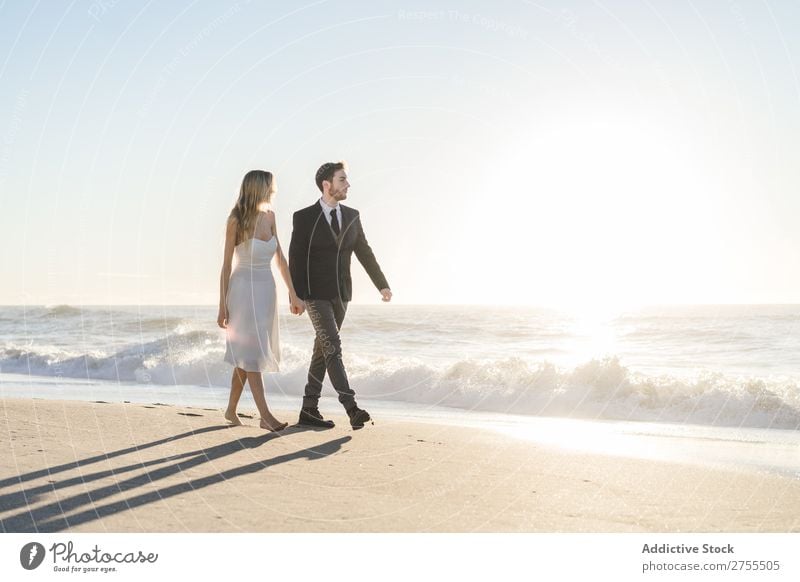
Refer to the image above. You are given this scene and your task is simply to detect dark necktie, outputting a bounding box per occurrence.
[330,208,340,235]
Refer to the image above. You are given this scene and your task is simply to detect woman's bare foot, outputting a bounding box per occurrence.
[224,409,243,426]
[259,414,288,432]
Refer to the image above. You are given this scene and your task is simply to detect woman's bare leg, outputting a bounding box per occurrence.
[245,372,287,431]
[224,367,246,425]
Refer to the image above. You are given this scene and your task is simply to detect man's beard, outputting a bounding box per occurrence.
[331,187,347,200]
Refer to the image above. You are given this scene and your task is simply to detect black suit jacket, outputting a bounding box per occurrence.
[289,201,389,301]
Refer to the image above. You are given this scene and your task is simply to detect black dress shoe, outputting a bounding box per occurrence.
[347,406,371,430]
[298,407,335,428]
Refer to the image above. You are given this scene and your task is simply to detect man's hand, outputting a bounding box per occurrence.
[290,295,306,315]
[380,288,392,302]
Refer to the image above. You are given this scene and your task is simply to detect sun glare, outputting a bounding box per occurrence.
[482,109,719,309]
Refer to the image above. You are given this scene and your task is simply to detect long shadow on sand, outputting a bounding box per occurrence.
[0,424,332,512]
[1,424,350,533]
[0,425,230,489]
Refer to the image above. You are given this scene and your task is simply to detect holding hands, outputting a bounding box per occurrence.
[220,298,302,326]
[290,294,305,315]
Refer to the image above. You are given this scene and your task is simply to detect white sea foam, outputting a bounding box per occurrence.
[2,329,798,429]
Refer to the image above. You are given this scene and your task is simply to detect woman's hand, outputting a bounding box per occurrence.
[217,306,228,328]
[290,295,305,316]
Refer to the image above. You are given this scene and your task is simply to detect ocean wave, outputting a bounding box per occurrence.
[2,336,798,429]
[41,305,84,318]
[0,329,223,384]
[116,316,188,333]
[0,328,310,388]
[345,357,800,430]
[28,306,188,330]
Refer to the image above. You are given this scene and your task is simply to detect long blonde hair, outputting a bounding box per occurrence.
[228,170,275,244]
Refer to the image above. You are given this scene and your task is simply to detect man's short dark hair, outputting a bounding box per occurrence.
[315,161,347,192]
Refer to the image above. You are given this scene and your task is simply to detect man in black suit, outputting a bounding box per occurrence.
[289,161,392,429]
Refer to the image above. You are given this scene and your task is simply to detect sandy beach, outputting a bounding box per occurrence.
[0,398,798,533]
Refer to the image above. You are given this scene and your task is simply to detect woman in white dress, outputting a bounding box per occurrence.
[217,170,305,431]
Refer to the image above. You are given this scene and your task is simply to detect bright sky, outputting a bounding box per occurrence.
[1,0,798,307]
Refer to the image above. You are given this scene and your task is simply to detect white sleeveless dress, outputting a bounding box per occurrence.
[223,237,280,372]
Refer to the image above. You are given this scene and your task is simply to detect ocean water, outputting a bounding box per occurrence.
[1,304,798,431]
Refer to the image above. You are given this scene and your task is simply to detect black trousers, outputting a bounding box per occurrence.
[302,298,356,410]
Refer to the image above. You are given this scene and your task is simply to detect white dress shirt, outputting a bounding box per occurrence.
[319,197,341,228]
